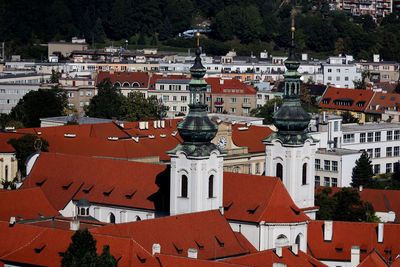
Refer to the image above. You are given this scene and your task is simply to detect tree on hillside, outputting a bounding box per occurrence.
[9,87,68,128]
[315,187,379,222]
[351,151,374,188]
[250,98,282,125]
[61,229,117,267]
[7,134,49,176]
[86,78,124,119]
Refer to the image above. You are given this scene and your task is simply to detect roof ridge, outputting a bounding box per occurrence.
[256,179,278,222]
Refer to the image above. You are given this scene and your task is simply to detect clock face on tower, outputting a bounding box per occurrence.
[217,136,227,149]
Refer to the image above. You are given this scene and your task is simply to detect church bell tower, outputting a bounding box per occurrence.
[168,34,225,216]
[263,12,318,219]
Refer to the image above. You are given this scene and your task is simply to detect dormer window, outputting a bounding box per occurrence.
[76,198,91,217]
[322,98,331,104]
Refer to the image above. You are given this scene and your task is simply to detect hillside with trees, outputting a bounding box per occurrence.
[1,0,400,60]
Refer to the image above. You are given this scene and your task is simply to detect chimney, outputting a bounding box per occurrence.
[9,217,16,227]
[187,248,197,259]
[153,120,157,129]
[351,246,360,267]
[145,121,149,129]
[219,206,224,216]
[139,121,145,130]
[324,221,333,241]
[378,223,384,243]
[220,79,224,85]
[273,263,286,267]
[161,120,165,128]
[152,243,161,255]
[291,243,298,256]
[359,185,363,192]
[70,219,80,231]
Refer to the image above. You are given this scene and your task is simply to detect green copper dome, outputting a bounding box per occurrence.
[168,45,220,156]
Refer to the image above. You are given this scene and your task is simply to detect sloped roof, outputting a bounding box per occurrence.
[149,74,191,89]
[231,124,273,153]
[205,78,256,95]
[96,71,150,88]
[0,134,16,153]
[358,249,389,267]
[307,221,400,263]
[367,92,400,114]
[223,173,309,223]
[316,186,400,223]
[90,210,252,260]
[23,216,106,230]
[319,87,375,112]
[222,246,327,267]
[0,222,159,267]
[0,188,59,221]
[156,254,243,266]
[21,153,168,211]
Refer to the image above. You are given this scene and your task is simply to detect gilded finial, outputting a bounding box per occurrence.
[291,8,296,41]
[196,31,200,47]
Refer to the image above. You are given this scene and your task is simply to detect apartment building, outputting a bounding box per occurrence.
[322,56,362,88]
[360,58,399,83]
[335,0,393,17]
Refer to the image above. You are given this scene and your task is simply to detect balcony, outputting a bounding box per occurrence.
[214,101,224,107]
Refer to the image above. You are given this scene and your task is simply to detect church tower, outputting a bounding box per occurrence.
[263,13,318,219]
[168,34,224,216]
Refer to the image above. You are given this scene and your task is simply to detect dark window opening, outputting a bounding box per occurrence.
[208,175,214,198]
[181,175,188,198]
[302,163,307,185]
[276,163,283,181]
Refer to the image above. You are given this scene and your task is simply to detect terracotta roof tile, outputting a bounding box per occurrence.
[358,249,389,267]
[90,210,252,260]
[367,92,400,114]
[222,246,327,267]
[231,124,273,153]
[156,254,243,266]
[21,153,168,211]
[307,221,400,263]
[319,87,375,112]
[205,78,256,95]
[0,222,159,267]
[224,173,309,223]
[96,71,150,88]
[0,188,59,221]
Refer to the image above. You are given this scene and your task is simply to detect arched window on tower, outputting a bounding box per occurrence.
[208,175,214,198]
[276,163,283,181]
[181,175,188,198]
[5,165,8,182]
[302,163,307,185]
[109,212,115,223]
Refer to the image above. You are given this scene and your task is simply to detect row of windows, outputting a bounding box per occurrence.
[359,130,400,143]
[327,76,350,81]
[327,68,350,73]
[365,146,400,158]
[159,85,189,91]
[0,89,32,94]
[180,174,214,198]
[68,90,93,98]
[315,176,338,187]
[0,99,18,104]
[162,95,187,102]
[172,106,187,112]
[315,159,338,172]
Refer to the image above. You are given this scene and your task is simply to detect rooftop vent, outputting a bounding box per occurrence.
[132,136,139,143]
[108,136,118,141]
[171,130,178,136]
[160,134,166,138]
[148,134,155,139]
[238,126,249,131]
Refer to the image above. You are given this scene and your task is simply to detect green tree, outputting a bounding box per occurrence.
[250,98,283,124]
[50,69,61,84]
[9,87,68,128]
[120,92,165,121]
[341,111,359,124]
[61,229,117,267]
[316,187,379,222]
[86,78,124,119]
[351,151,374,188]
[7,134,49,176]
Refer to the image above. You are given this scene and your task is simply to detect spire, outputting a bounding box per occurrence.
[264,6,315,145]
[168,32,219,157]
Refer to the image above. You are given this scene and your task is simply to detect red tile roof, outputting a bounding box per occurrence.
[21,152,168,211]
[0,222,159,267]
[307,221,400,263]
[23,216,107,230]
[96,71,150,88]
[367,92,400,114]
[205,78,256,95]
[319,87,375,112]
[223,173,309,223]
[149,74,191,89]
[231,123,273,153]
[0,134,16,153]
[156,254,243,266]
[316,186,400,223]
[0,188,59,221]
[90,210,252,260]
[222,246,327,267]
[358,249,389,267]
